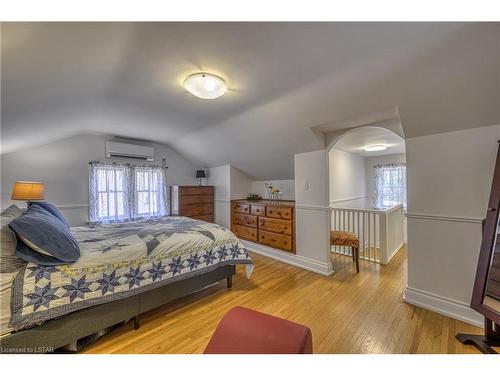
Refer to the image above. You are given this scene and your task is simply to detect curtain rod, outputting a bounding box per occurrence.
[373,162,406,168]
[89,159,168,169]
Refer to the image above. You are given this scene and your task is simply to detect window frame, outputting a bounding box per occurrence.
[95,166,128,222]
[89,161,167,224]
[375,163,407,209]
[135,168,161,217]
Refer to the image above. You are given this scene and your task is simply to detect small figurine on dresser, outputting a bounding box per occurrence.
[265,182,283,201]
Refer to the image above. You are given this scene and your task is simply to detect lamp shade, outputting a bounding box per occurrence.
[196,170,206,179]
[11,181,45,201]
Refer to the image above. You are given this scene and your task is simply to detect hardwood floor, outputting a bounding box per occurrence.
[85,246,491,354]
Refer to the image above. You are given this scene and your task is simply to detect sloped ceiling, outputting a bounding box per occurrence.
[1,22,499,179]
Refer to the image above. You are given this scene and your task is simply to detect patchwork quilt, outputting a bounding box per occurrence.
[10,216,253,331]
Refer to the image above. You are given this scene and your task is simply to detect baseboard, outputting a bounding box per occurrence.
[403,286,483,327]
[384,241,405,265]
[241,240,334,276]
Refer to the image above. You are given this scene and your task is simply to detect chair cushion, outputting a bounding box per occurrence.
[204,306,313,354]
[330,230,359,247]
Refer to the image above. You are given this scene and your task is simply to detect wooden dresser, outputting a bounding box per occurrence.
[171,186,214,223]
[230,199,295,253]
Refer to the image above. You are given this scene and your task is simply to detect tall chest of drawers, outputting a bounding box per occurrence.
[171,186,214,223]
[230,199,295,253]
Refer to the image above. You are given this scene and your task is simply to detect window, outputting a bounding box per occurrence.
[89,162,168,223]
[96,165,127,221]
[134,167,164,217]
[374,164,407,208]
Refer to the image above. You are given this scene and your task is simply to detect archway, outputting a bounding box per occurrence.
[327,125,407,272]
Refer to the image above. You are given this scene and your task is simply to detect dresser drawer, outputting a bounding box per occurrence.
[181,186,214,196]
[258,230,292,251]
[181,203,213,217]
[191,215,213,223]
[232,203,250,214]
[181,194,213,205]
[266,206,293,220]
[258,216,292,235]
[250,205,266,216]
[232,225,257,241]
[232,213,257,228]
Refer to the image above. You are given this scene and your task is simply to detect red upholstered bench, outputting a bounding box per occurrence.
[204,306,313,354]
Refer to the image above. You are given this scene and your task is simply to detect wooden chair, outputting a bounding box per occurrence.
[330,230,359,273]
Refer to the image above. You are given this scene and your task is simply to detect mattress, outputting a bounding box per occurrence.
[5,216,253,333]
[0,272,17,336]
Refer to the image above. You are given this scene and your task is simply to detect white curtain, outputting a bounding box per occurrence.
[131,166,169,220]
[89,161,168,224]
[374,163,407,208]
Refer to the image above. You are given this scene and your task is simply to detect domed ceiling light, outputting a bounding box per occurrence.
[183,73,227,99]
[364,144,388,152]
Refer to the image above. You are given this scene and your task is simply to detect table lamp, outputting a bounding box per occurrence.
[11,181,45,203]
[196,170,206,186]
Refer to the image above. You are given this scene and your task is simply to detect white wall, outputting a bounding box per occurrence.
[207,165,231,229]
[245,150,333,276]
[251,179,295,200]
[365,153,406,198]
[293,150,332,274]
[0,134,197,226]
[230,166,252,200]
[329,149,366,203]
[404,124,500,326]
[207,165,254,228]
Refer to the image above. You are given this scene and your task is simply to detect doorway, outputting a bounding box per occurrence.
[328,126,407,271]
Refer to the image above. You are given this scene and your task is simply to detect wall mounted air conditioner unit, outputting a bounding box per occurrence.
[106,141,154,161]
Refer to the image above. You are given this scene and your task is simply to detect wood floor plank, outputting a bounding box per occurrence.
[85,246,495,354]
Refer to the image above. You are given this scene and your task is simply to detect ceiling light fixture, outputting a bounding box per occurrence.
[364,144,388,152]
[183,73,227,99]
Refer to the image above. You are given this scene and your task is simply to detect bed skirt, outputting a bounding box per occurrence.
[0,264,235,353]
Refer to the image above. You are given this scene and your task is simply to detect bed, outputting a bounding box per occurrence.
[0,215,253,352]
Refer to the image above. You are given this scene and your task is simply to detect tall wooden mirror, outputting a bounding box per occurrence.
[456,141,500,354]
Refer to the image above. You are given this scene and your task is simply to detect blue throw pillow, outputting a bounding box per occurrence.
[29,201,70,227]
[14,239,71,266]
[9,205,80,265]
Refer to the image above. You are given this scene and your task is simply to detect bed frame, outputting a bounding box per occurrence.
[0,265,235,353]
